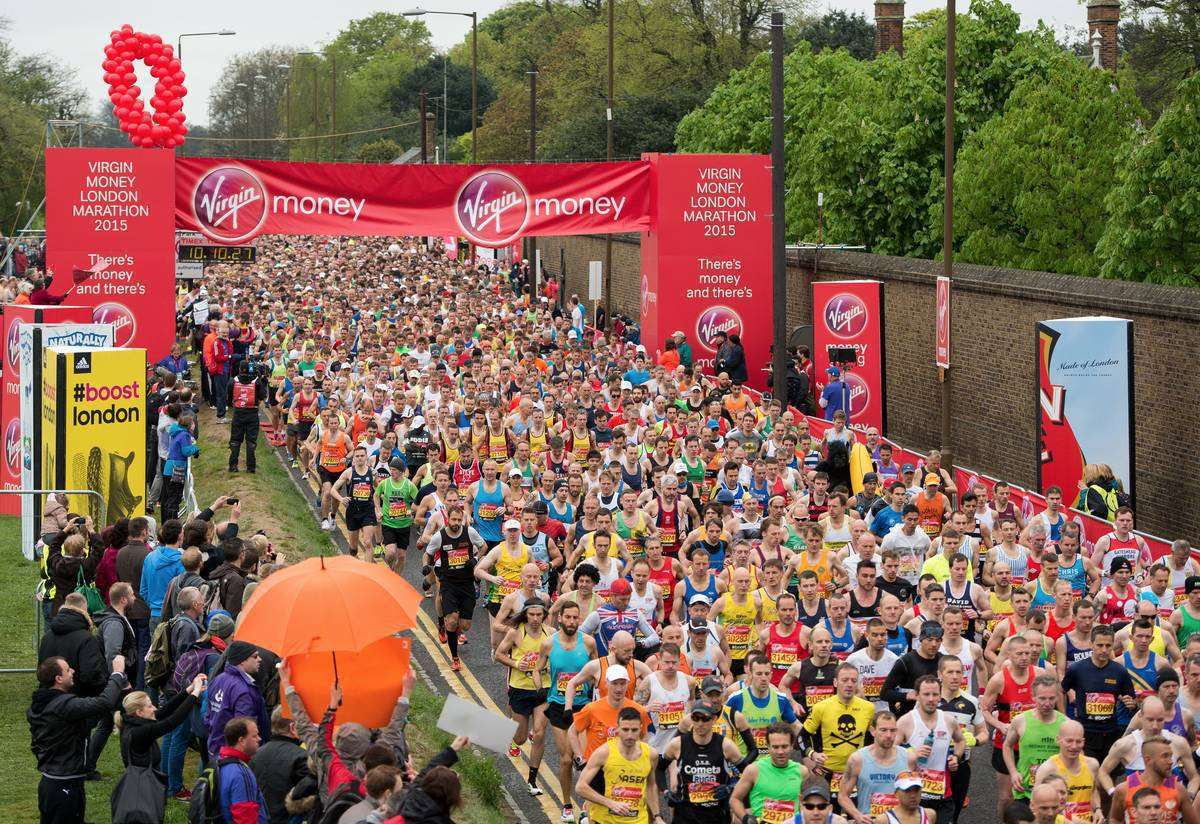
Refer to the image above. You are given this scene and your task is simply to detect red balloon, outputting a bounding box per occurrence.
[167,59,181,71]
[115,106,130,119]
[177,124,189,136]
[166,98,183,112]
[172,71,185,83]
[120,23,133,32]
[128,84,141,96]
[136,123,151,136]
[152,111,169,124]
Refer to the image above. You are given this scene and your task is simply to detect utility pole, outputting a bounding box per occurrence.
[330,52,338,160]
[941,0,956,469]
[603,0,615,327]
[771,12,788,399]
[419,89,428,163]
[471,12,478,162]
[528,65,539,295]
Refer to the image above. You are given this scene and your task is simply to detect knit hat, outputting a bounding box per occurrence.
[225,640,258,666]
[333,722,372,764]
[206,610,235,639]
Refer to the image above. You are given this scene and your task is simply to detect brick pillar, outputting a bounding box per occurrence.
[875,2,905,57]
[1087,0,1120,72]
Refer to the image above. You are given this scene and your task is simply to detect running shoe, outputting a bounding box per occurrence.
[172,788,192,801]
[560,805,575,823]
[450,657,462,672]
[438,626,447,644]
[528,782,543,797]
[508,743,521,758]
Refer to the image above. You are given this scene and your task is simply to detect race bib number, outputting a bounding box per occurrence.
[900,552,919,576]
[725,624,752,649]
[517,651,538,672]
[862,676,885,700]
[611,784,643,816]
[1085,692,1115,717]
[447,548,469,569]
[658,701,685,728]
[478,503,502,521]
[829,772,842,795]
[688,780,718,805]
[387,498,410,518]
[920,768,948,798]
[805,684,835,706]
[556,671,577,696]
[761,798,796,824]
[660,531,677,547]
[869,793,899,816]
[1063,802,1093,823]
[351,481,372,500]
[752,727,769,751]
[770,648,797,669]
[497,578,519,597]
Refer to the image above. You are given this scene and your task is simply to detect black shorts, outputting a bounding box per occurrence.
[318,467,341,486]
[440,585,476,620]
[381,524,411,548]
[991,742,1010,774]
[508,687,548,717]
[297,421,314,440]
[545,701,575,730]
[345,506,377,532]
[730,658,746,679]
[286,423,299,438]
[487,600,502,618]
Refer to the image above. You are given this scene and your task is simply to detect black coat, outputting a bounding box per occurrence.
[397,747,460,824]
[38,608,108,697]
[250,735,311,824]
[28,673,127,778]
[118,689,196,769]
[47,538,102,617]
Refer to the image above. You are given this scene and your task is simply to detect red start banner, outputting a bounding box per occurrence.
[812,280,886,433]
[174,157,653,248]
[45,148,176,359]
[0,304,94,514]
[639,153,772,389]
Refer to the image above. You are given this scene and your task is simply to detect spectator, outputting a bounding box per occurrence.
[37,592,108,700]
[115,517,154,687]
[90,582,138,774]
[161,410,199,523]
[216,716,268,824]
[819,366,852,421]
[208,537,256,618]
[658,338,680,371]
[205,641,270,763]
[396,762,464,824]
[93,519,130,607]
[724,333,748,383]
[149,400,180,515]
[206,320,234,423]
[341,764,403,824]
[159,546,207,623]
[29,274,67,305]
[28,653,128,824]
[46,532,100,617]
[140,518,185,635]
[39,492,70,545]
[250,707,312,824]
[155,341,190,380]
[672,330,693,368]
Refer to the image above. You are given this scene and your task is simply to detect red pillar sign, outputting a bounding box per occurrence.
[639,153,772,389]
[936,275,950,369]
[45,148,176,359]
[812,280,886,433]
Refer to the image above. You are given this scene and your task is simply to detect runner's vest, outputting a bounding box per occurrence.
[232,380,256,409]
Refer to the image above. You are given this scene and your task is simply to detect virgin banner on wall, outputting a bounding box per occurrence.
[812,280,886,433]
[45,148,177,359]
[1036,316,1135,505]
[0,305,95,515]
[175,157,652,248]
[638,153,772,390]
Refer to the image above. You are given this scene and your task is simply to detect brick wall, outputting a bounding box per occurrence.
[534,234,1200,541]
[874,2,905,57]
[1087,0,1120,72]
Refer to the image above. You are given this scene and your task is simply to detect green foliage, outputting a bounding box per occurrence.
[954,55,1147,275]
[355,138,404,163]
[790,11,876,60]
[1097,72,1200,285]
[389,56,496,139]
[329,12,430,72]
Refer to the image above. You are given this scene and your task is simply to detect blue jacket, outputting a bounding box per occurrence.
[206,668,269,763]
[140,546,184,618]
[217,748,268,823]
[163,423,199,478]
[821,379,851,420]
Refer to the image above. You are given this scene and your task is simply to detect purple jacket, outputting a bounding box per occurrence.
[205,667,269,762]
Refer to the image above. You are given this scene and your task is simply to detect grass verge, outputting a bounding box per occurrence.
[0,405,507,824]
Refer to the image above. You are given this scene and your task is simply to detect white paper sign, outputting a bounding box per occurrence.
[588,261,602,301]
[436,692,518,755]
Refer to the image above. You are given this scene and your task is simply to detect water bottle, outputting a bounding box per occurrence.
[916,730,935,769]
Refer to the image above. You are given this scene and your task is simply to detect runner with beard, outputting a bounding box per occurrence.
[424,505,487,671]
[782,626,840,718]
[543,599,597,821]
[374,456,418,570]
[660,698,749,824]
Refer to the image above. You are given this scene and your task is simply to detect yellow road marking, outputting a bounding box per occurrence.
[295,467,565,820]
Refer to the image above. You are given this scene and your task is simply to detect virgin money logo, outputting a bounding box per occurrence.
[696,306,742,352]
[454,170,530,248]
[6,319,22,373]
[823,293,869,339]
[93,303,136,347]
[4,418,19,474]
[845,372,870,420]
[192,165,268,243]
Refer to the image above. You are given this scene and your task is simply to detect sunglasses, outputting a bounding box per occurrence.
[803,802,830,810]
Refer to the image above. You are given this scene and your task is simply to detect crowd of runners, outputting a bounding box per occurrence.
[178,234,1200,824]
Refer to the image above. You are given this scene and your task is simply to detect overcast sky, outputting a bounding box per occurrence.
[8,0,1089,129]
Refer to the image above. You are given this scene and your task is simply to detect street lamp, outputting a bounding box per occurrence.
[402,7,478,163]
[941,0,956,470]
[278,64,292,153]
[297,51,320,160]
[176,29,235,59]
[603,0,615,325]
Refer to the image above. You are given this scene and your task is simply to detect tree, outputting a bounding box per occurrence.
[954,55,1146,276]
[329,13,430,72]
[355,138,404,163]
[207,48,294,159]
[389,55,496,139]
[791,11,876,59]
[1097,72,1200,285]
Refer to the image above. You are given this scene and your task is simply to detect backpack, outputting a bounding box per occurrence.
[143,616,180,688]
[188,756,239,824]
[170,643,213,696]
[161,572,210,623]
[314,782,364,824]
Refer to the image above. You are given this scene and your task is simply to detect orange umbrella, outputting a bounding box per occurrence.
[282,635,412,727]
[234,556,421,658]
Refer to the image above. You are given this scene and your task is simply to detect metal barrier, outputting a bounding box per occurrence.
[0,488,108,674]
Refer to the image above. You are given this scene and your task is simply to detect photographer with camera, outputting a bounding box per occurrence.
[229,358,268,474]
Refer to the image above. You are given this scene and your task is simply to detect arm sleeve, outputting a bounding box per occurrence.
[578,610,602,636]
[415,746,460,782]
[284,688,321,752]
[99,621,123,667]
[635,614,660,647]
[58,673,128,721]
[130,693,197,747]
[881,658,910,711]
[376,696,411,756]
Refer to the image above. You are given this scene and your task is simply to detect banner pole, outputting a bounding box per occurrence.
[770,12,788,397]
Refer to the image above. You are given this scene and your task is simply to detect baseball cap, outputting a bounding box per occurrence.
[919,621,944,640]
[1187,576,1200,594]
[1110,557,1133,575]
[620,380,633,391]
[690,700,719,720]
[509,466,524,477]
[503,519,521,531]
[863,472,879,483]
[924,473,941,486]
[688,594,713,608]
[825,366,840,377]
[699,675,724,695]
[802,780,832,803]
[531,500,549,515]
[605,665,631,684]
[389,456,407,470]
[901,463,916,473]
[609,578,632,596]
[895,772,923,791]
[672,461,689,475]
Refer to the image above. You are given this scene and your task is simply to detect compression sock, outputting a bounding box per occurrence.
[447,630,459,658]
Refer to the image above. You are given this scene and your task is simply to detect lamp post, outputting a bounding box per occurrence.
[278,63,291,158]
[176,29,235,59]
[297,51,320,161]
[253,73,268,144]
[770,12,788,400]
[604,0,615,327]
[941,0,956,471]
[402,7,478,162]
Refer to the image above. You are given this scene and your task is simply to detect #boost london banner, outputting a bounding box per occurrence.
[1036,316,1135,506]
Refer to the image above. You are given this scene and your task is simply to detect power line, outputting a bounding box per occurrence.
[79,118,421,142]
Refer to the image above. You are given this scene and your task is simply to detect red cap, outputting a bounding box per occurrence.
[609,579,632,596]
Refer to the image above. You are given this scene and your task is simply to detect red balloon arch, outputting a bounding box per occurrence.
[102,24,188,149]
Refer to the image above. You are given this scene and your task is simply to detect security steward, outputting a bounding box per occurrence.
[228,359,267,473]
